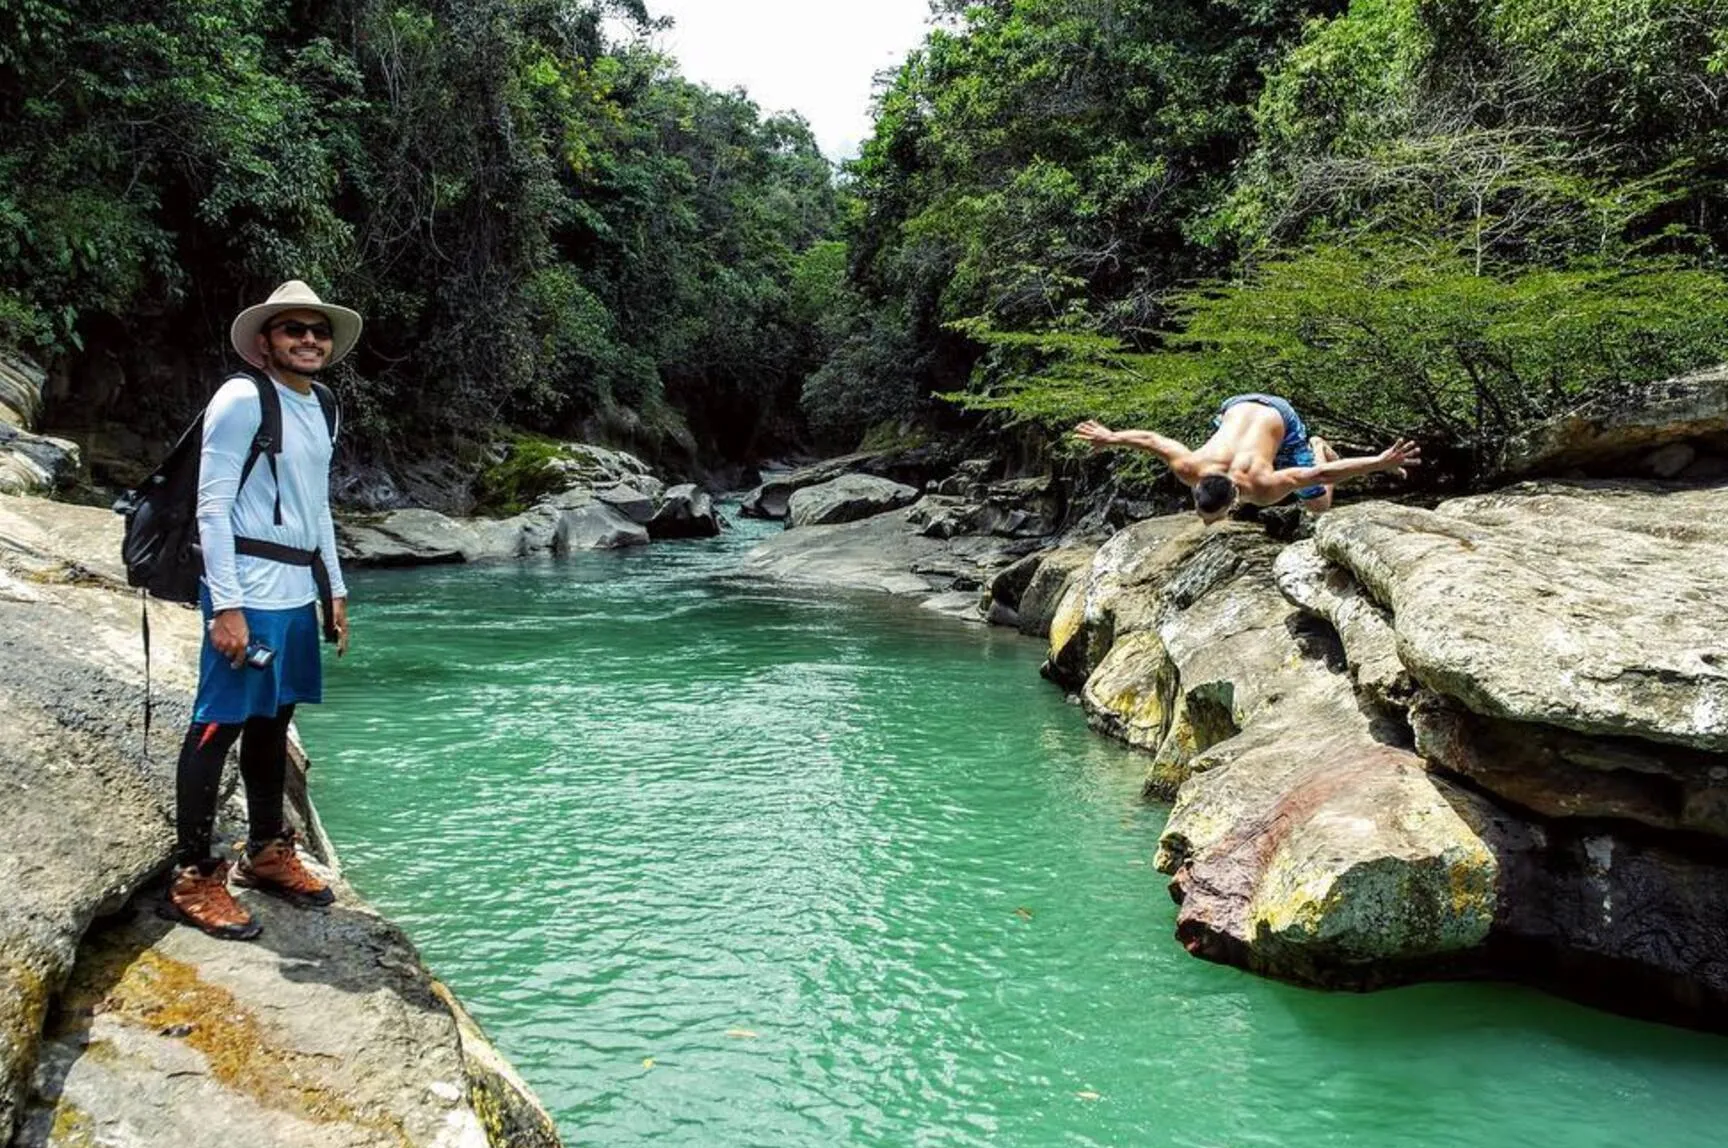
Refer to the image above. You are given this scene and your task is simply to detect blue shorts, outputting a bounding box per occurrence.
[193,584,323,724]
[1217,393,1328,501]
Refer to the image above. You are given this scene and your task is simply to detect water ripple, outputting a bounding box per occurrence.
[302,518,1728,1148]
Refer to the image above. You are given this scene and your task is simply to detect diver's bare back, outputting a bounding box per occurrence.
[1184,402,1287,502]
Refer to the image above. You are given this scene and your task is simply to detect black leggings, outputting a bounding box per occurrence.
[175,705,295,867]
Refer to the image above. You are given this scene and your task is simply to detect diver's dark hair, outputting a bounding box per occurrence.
[1193,473,1236,516]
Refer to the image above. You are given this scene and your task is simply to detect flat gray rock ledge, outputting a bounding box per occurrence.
[1313,481,1728,752]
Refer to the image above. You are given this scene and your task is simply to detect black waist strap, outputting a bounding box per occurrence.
[233,536,339,644]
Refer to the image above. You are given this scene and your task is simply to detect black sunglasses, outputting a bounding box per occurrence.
[267,319,334,340]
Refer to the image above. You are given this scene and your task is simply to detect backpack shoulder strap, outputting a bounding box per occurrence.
[234,372,281,488]
[235,371,287,525]
[310,380,339,444]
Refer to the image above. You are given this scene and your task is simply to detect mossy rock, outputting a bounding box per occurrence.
[470,435,581,517]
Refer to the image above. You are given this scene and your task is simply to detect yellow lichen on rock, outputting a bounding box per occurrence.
[1046,581,1088,666]
[1081,631,1178,753]
[56,945,406,1142]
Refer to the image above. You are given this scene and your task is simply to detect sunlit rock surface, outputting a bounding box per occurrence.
[0,494,561,1146]
[1050,475,1728,1026]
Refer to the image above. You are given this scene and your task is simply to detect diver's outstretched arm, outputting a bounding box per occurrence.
[1073,420,1195,470]
[1270,438,1421,494]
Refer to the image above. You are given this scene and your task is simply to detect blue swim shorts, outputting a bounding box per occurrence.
[192,583,324,724]
[1216,393,1327,501]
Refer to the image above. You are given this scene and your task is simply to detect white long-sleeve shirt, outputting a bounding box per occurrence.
[196,374,348,612]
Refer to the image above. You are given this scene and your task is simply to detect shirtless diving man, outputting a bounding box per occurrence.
[1074,392,1419,522]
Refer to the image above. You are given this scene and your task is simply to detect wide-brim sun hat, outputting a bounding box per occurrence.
[229,280,363,369]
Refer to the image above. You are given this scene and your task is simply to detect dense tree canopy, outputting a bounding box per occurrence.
[7,0,1726,484]
[0,0,841,464]
[813,0,1728,474]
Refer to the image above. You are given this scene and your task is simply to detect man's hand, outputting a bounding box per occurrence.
[332,596,350,658]
[209,609,249,669]
[1376,438,1422,477]
[1073,420,1119,450]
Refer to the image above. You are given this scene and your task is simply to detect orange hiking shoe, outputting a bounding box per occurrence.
[235,830,336,907]
[168,861,262,941]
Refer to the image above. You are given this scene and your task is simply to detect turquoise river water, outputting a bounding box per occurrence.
[299,513,1728,1148]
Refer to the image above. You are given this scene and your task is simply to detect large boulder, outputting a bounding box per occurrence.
[973,475,1064,538]
[0,355,46,430]
[739,445,960,521]
[542,443,654,489]
[983,544,1096,636]
[742,505,1030,599]
[1495,366,1728,481]
[739,477,794,521]
[0,494,562,1146]
[0,424,80,496]
[1043,515,1214,691]
[786,475,920,528]
[336,508,480,566]
[1313,483,1728,752]
[1161,739,1499,984]
[552,502,648,552]
[1049,516,1499,981]
[594,482,657,526]
[647,483,721,540]
[1264,482,1728,1022]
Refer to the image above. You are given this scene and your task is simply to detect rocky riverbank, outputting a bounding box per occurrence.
[0,494,561,1147]
[740,368,1728,1030]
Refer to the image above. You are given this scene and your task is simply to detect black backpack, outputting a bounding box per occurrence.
[114,371,338,604]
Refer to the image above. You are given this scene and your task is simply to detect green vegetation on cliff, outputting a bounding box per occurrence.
[813,0,1728,466]
[5,0,1725,476]
[0,0,842,462]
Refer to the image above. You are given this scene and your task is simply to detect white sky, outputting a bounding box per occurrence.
[617,0,936,161]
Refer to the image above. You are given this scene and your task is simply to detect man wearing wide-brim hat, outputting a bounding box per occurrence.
[167,280,360,941]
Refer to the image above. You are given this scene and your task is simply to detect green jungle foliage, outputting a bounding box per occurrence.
[8,0,1726,477]
[0,0,842,462]
[815,0,1728,468]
